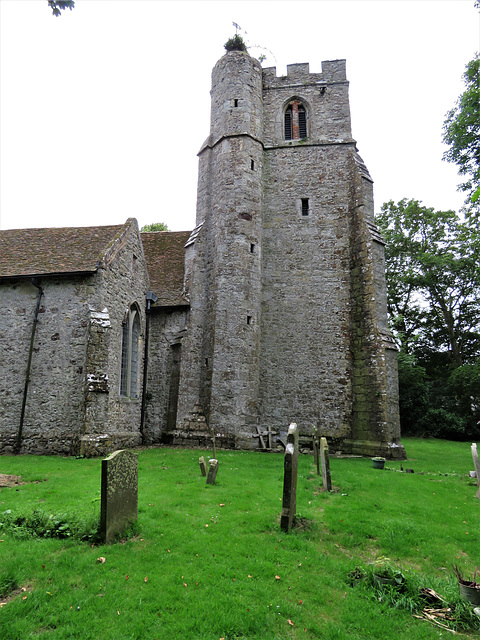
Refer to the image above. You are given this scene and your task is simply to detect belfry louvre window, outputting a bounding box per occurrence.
[285,101,307,140]
[120,304,141,398]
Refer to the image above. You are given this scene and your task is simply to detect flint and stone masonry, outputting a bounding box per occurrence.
[172,50,404,459]
[0,50,405,460]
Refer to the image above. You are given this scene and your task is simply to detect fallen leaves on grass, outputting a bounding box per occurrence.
[287,619,294,626]
[96,557,106,564]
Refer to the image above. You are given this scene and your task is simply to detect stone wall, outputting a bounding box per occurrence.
[173,51,403,458]
[0,276,90,454]
[143,307,188,443]
[0,220,149,456]
[80,220,149,456]
[260,143,353,439]
[176,51,264,443]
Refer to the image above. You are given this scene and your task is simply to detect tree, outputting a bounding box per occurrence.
[442,55,480,217]
[377,199,480,366]
[377,199,480,437]
[140,222,168,232]
[48,1,74,16]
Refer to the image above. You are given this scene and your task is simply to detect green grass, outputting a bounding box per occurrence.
[1,438,480,639]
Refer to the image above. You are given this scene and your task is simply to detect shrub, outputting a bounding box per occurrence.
[416,407,471,440]
[0,508,101,542]
[224,35,247,52]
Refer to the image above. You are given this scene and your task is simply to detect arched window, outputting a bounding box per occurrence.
[285,101,307,140]
[120,305,141,398]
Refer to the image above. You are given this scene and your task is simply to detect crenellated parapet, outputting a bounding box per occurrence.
[262,59,347,88]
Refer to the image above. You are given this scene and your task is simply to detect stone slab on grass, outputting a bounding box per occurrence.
[100,450,138,543]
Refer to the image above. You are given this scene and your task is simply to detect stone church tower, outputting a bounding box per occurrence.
[173,50,404,459]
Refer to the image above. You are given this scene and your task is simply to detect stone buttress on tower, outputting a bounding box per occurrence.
[173,50,405,459]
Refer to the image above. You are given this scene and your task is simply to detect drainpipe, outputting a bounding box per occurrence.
[140,291,158,444]
[16,278,43,454]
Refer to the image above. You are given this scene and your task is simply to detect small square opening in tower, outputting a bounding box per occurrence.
[301,198,310,216]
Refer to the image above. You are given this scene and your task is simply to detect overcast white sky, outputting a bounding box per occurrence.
[0,0,479,232]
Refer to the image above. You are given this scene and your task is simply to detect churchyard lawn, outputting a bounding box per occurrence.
[1,438,480,639]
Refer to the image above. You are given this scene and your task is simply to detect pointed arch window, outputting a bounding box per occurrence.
[285,101,307,140]
[120,304,141,398]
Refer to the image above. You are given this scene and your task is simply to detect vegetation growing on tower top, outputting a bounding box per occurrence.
[224,34,247,52]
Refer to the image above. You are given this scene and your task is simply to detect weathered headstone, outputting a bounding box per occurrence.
[280,423,299,532]
[100,450,138,543]
[206,458,218,485]
[199,456,207,476]
[320,437,332,491]
[471,443,480,499]
[312,426,320,476]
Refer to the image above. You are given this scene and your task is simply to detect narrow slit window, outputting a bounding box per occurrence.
[247,316,252,325]
[301,198,310,216]
[250,159,255,170]
[234,99,239,107]
[250,243,255,253]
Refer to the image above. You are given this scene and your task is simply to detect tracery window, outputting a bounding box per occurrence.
[285,101,307,140]
[120,304,141,398]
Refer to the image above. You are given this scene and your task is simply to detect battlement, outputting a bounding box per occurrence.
[263,59,347,88]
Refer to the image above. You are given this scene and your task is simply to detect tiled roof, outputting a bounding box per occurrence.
[141,230,191,307]
[0,222,132,279]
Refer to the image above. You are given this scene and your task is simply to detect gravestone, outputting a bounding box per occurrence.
[312,426,320,476]
[471,444,480,499]
[280,423,299,532]
[320,437,332,491]
[199,456,207,476]
[206,458,218,485]
[100,450,138,543]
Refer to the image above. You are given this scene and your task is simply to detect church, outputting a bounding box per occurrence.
[0,50,405,459]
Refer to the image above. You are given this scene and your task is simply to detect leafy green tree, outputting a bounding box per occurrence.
[377,199,480,366]
[443,55,480,216]
[377,199,480,437]
[140,222,168,232]
[48,1,74,16]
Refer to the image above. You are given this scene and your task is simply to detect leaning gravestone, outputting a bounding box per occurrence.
[100,450,138,543]
[206,459,219,485]
[199,456,207,476]
[471,444,480,499]
[280,423,299,532]
[320,437,332,492]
